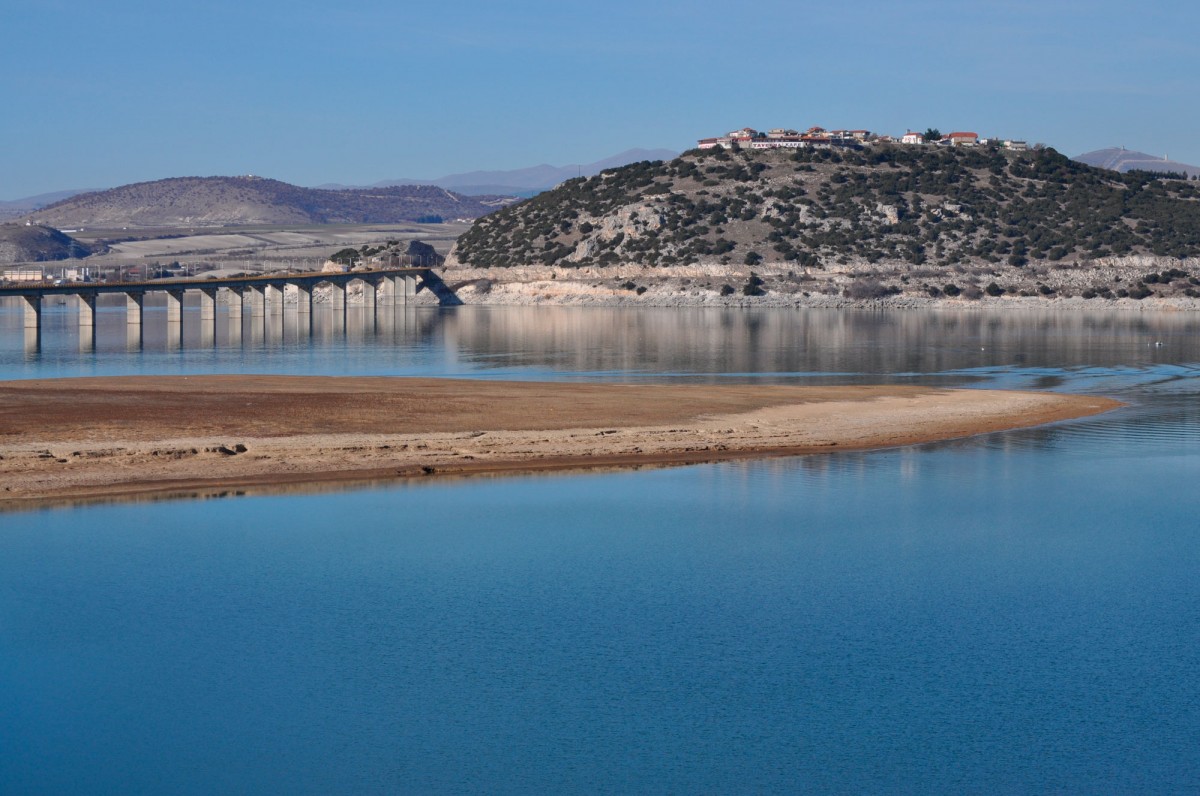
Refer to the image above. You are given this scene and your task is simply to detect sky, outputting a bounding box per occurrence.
[2,0,1199,199]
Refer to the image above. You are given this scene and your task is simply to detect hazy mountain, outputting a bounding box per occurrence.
[319,148,679,195]
[0,189,98,221]
[1075,147,1200,177]
[21,176,516,228]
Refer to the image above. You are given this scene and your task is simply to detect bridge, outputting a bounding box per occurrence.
[0,266,462,347]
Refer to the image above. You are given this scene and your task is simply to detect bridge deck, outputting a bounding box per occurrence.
[0,266,432,298]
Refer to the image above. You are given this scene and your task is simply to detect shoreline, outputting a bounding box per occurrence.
[0,376,1122,510]
[439,255,1200,311]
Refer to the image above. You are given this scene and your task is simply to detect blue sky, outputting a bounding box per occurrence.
[2,0,1198,198]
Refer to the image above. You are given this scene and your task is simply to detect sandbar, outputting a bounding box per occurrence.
[0,376,1121,509]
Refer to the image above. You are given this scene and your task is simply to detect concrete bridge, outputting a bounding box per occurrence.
[0,266,461,347]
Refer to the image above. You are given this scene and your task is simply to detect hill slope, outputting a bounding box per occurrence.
[453,145,1200,272]
[1075,148,1200,178]
[23,177,515,228]
[0,224,94,264]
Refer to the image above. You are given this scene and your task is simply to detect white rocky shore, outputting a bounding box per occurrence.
[438,253,1200,312]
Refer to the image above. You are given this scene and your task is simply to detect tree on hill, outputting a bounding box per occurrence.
[924,128,942,142]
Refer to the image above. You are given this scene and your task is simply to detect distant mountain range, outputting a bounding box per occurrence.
[2,148,680,223]
[0,189,100,221]
[1074,148,1200,177]
[316,148,680,196]
[20,177,516,229]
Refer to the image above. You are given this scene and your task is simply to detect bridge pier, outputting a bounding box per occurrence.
[165,289,183,324]
[265,283,284,314]
[294,284,312,314]
[226,287,242,320]
[198,288,216,320]
[328,282,346,330]
[243,285,264,316]
[22,295,41,329]
[362,280,377,326]
[77,293,97,351]
[125,292,144,326]
[76,293,95,328]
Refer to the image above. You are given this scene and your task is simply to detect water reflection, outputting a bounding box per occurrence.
[4,300,1200,460]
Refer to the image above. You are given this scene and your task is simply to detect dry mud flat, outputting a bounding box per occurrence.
[0,376,1121,508]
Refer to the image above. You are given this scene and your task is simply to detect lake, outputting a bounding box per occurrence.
[2,301,1199,793]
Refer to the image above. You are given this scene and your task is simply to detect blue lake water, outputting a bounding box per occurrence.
[2,302,1199,793]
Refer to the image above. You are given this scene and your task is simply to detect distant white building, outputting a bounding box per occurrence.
[901,131,925,145]
[2,268,47,282]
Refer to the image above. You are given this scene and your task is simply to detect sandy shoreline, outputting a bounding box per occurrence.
[0,376,1121,509]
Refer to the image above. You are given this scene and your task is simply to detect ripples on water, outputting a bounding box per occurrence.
[2,302,1200,792]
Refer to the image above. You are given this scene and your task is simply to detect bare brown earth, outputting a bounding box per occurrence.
[0,376,1121,509]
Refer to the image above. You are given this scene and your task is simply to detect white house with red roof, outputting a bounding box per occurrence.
[901,131,925,145]
[946,131,979,146]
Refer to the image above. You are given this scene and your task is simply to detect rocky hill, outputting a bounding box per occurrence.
[22,177,515,228]
[455,145,1200,271]
[445,145,1200,307]
[0,224,94,265]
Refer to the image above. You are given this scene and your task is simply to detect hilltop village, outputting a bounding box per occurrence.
[697,126,1029,152]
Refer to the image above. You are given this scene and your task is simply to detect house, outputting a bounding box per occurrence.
[947,131,979,146]
[901,131,925,145]
[727,127,763,141]
[767,128,800,139]
[1003,140,1028,151]
[849,130,871,141]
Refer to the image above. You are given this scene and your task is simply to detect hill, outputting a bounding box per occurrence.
[444,144,1200,306]
[1075,147,1200,178]
[22,176,516,228]
[454,144,1200,270]
[0,224,94,265]
[320,148,680,196]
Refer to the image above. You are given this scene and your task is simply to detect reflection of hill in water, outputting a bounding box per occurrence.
[433,307,1200,381]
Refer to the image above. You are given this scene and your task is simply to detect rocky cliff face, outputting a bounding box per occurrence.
[0,224,93,264]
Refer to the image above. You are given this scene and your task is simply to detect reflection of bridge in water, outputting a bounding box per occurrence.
[0,267,462,350]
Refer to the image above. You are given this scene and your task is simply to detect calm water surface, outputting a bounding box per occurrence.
[1,302,1199,793]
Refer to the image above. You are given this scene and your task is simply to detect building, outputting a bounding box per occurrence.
[2,269,47,283]
[947,131,979,146]
[901,131,925,145]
